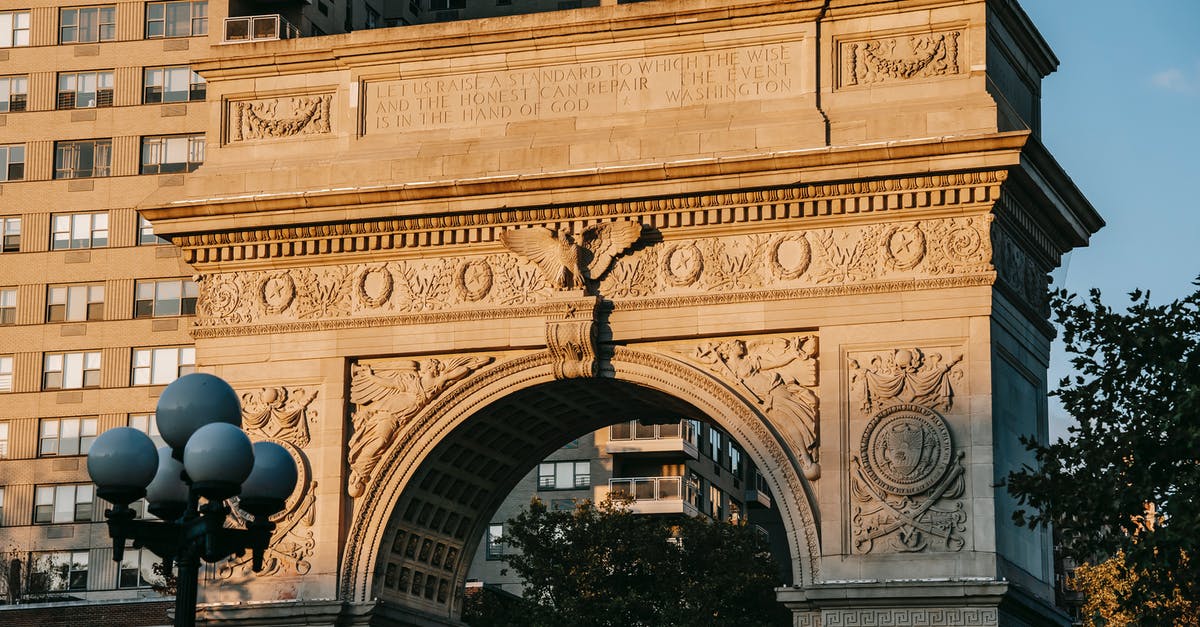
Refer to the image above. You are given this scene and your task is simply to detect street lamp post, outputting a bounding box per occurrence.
[87,373,298,627]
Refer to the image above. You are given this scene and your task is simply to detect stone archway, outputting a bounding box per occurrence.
[342,346,821,621]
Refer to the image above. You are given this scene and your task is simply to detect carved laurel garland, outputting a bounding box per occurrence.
[176,171,1005,265]
[229,94,333,142]
[841,29,963,88]
[193,215,993,337]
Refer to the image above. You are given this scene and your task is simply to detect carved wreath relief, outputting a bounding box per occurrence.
[848,348,967,553]
[219,387,320,580]
[841,29,963,88]
[193,216,991,334]
[679,335,821,480]
[347,356,493,498]
[229,93,333,142]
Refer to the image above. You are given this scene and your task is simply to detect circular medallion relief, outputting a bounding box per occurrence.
[884,225,926,270]
[358,266,394,308]
[662,243,703,286]
[944,223,983,264]
[206,278,241,319]
[456,259,494,302]
[768,234,812,279]
[860,403,953,496]
[260,273,296,314]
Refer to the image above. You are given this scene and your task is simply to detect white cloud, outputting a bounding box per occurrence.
[1150,63,1199,93]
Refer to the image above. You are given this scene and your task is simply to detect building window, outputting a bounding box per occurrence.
[138,216,168,245]
[2,218,19,252]
[134,279,197,317]
[0,355,12,393]
[47,284,105,322]
[57,71,115,109]
[29,551,89,592]
[0,76,27,112]
[33,484,94,524]
[39,417,98,457]
[485,523,504,560]
[51,213,109,249]
[54,140,112,179]
[0,11,31,48]
[707,427,723,464]
[0,422,8,458]
[141,135,204,174]
[143,66,205,103]
[146,1,208,38]
[0,487,4,522]
[132,346,195,386]
[129,413,165,447]
[119,548,158,588]
[0,144,24,181]
[537,460,590,490]
[0,289,15,324]
[43,351,102,390]
[61,6,117,43]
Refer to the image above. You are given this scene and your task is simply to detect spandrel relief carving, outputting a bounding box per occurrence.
[219,387,319,580]
[847,346,968,554]
[680,335,821,480]
[841,30,963,88]
[193,216,991,335]
[347,356,494,497]
[229,93,333,142]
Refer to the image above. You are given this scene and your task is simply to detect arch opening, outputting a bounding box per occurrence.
[343,349,820,622]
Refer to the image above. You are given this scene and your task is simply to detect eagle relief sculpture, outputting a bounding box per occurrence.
[499,220,642,290]
[346,356,493,497]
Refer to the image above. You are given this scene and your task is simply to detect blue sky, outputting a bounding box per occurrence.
[1018,1,1200,436]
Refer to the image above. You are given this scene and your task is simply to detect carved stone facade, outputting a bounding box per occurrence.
[848,348,968,553]
[228,93,333,142]
[840,29,964,88]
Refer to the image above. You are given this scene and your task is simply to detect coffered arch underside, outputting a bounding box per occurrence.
[340,347,823,612]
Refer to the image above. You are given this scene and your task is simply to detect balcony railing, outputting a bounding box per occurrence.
[223,15,300,43]
[606,419,699,457]
[609,476,700,517]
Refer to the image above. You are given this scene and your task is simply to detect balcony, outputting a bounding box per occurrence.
[745,473,772,508]
[223,15,300,43]
[605,419,699,458]
[609,476,699,517]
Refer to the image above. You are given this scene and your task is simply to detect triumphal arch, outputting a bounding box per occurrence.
[142,0,1101,624]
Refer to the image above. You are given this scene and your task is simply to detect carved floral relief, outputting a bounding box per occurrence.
[840,29,963,88]
[219,386,320,580]
[678,335,821,480]
[847,347,968,553]
[347,356,494,498]
[229,93,333,142]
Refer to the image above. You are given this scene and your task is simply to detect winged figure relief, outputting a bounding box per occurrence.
[499,221,643,290]
[345,356,493,497]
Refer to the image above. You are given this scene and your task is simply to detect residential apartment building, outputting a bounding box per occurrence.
[0,0,375,614]
[466,419,787,595]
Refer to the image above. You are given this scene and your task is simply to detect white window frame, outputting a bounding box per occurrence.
[51,212,109,249]
[57,71,115,109]
[134,279,197,317]
[2,217,19,253]
[29,550,89,592]
[129,413,165,447]
[0,355,12,393]
[0,11,31,48]
[0,422,9,458]
[0,144,24,181]
[485,523,505,560]
[0,76,27,113]
[119,547,158,588]
[138,216,168,245]
[0,288,15,325]
[54,140,113,179]
[141,134,205,174]
[33,484,94,524]
[47,283,105,322]
[39,416,98,457]
[43,351,102,390]
[146,1,208,39]
[537,460,590,490]
[60,5,117,43]
[132,346,195,386]
[143,66,205,103]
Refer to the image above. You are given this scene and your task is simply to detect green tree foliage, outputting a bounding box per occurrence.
[1007,282,1200,624]
[464,497,789,627]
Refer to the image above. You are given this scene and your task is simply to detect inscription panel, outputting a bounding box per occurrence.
[365,42,803,133]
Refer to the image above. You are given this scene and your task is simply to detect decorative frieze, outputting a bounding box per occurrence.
[193,216,993,337]
[499,220,642,290]
[821,607,998,626]
[840,29,963,88]
[228,93,333,142]
[347,356,494,498]
[847,347,968,554]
